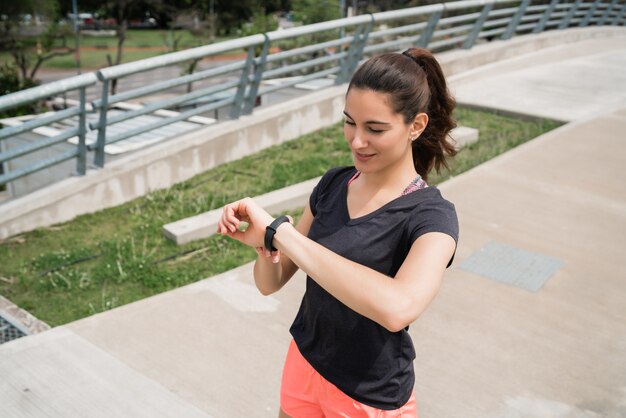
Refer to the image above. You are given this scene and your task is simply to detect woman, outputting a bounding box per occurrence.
[218,47,459,417]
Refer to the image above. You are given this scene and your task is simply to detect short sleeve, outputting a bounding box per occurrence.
[408,194,459,267]
[309,167,352,217]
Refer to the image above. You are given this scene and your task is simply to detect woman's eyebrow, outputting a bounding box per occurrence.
[343,110,391,125]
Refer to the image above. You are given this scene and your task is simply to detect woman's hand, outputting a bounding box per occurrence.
[217,197,289,263]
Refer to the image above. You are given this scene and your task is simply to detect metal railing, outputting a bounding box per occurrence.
[0,0,624,192]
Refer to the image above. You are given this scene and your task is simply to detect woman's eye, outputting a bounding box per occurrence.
[344,120,355,126]
[368,128,384,134]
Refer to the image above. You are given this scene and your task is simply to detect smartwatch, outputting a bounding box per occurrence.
[264,215,291,252]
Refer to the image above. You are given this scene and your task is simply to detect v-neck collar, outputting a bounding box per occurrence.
[342,168,432,225]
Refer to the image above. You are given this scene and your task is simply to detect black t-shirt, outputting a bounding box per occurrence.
[289,166,459,410]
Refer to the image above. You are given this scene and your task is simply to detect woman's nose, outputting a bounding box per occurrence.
[351,131,368,149]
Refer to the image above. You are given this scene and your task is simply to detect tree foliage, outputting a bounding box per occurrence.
[291,0,341,25]
[0,63,41,118]
[0,0,74,84]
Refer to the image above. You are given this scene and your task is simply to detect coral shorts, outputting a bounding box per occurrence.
[280,339,418,418]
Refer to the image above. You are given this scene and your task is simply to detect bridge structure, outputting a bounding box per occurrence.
[0,0,625,239]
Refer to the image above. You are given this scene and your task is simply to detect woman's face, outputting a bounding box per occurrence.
[343,88,419,174]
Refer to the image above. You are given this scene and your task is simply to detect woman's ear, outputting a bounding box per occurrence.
[410,113,429,139]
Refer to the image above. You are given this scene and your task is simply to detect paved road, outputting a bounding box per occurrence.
[2,33,626,417]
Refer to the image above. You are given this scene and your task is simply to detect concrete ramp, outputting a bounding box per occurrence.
[0,327,212,417]
[451,36,626,122]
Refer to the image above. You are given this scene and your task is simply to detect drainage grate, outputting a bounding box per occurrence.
[0,312,30,344]
[459,241,564,292]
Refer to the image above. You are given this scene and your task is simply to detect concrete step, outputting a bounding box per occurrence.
[163,126,479,245]
[451,126,478,150]
[163,177,320,245]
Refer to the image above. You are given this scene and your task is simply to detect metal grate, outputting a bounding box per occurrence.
[0,312,30,344]
[459,241,564,292]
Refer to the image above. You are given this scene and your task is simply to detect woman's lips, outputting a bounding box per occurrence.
[354,152,375,162]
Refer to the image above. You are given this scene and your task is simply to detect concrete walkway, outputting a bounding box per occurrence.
[2,35,626,417]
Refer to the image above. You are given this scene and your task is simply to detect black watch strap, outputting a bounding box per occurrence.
[264,215,291,251]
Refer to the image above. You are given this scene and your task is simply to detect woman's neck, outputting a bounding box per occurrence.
[357,158,418,195]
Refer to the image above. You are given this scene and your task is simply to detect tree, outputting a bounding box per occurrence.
[0,62,40,118]
[291,0,341,25]
[185,0,287,37]
[239,6,279,37]
[0,0,75,84]
[103,0,160,94]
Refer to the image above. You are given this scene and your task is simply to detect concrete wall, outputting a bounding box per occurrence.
[0,85,347,239]
[1,26,624,240]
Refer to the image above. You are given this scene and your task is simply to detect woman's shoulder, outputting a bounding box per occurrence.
[421,185,455,206]
[309,166,355,214]
[405,186,459,242]
[317,166,355,191]
[409,186,457,218]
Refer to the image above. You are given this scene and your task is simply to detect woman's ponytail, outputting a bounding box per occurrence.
[348,47,457,181]
[402,48,457,180]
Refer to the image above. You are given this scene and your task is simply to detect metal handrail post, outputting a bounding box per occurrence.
[598,0,619,25]
[337,27,363,84]
[559,0,582,28]
[344,18,374,83]
[463,3,494,48]
[533,0,560,33]
[580,0,601,26]
[77,87,87,175]
[94,79,109,167]
[229,48,256,119]
[501,0,531,39]
[337,18,373,84]
[242,35,270,115]
[418,9,443,48]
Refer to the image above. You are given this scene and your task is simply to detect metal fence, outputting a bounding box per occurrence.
[0,0,624,192]
[0,312,30,344]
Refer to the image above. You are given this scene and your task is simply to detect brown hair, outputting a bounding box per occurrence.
[347,48,457,180]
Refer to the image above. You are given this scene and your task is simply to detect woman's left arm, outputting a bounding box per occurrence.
[273,223,456,332]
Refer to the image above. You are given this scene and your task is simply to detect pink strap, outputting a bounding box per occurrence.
[347,170,361,186]
[347,170,428,195]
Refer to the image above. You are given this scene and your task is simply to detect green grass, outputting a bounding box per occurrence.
[0,108,561,326]
[44,49,171,69]
[0,30,237,70]
[81,29,204,49]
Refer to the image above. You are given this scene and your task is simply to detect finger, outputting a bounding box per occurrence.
[219,219,230,235]
[225,204,241,230]
[220,208,233,232]
[271,251,280,264]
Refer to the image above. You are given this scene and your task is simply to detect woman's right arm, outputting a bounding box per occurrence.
[253,202,315,295]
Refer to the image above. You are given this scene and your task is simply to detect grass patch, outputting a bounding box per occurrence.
[44,49,171,70]
[0,30,236,71]
[80,29,204,49]
[0,108,561,326]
